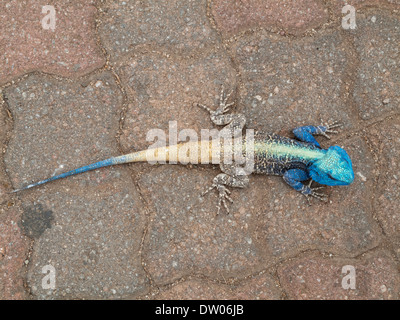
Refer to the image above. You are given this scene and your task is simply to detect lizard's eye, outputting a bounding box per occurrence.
[327,173,338,181]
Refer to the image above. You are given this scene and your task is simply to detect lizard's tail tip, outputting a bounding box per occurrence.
[8,189,21,194]
[8,185,33,194]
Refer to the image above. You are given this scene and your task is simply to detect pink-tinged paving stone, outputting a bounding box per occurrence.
[0,0,105,85]
[211,0,329,36]
[0,96,13,205]
[0,207,30,300]
[150,274,282,299]
[333,0,400,12]
[0,93,28,299]
[278,251,400,299]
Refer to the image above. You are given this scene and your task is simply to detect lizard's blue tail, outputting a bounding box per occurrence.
[11,155,130,193]
[10,143,195,193]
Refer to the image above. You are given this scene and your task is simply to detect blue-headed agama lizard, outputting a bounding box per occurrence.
[12,87,354,214]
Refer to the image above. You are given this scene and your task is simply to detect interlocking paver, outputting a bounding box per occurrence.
[116,51,236,152]
[353,14,400,119]
[0,0,104,85]
[99,0,218,63]
[0,207,30,300]
[278,250,400,299]
[0,94,29,300]
[0,0,399,300]
[332,0,400,12]
[4,72,148,299]
[139,166,261,285]
[212,0,329,36]
[232,30,353,133]
[150,274,282,299]
[369,119,400,247]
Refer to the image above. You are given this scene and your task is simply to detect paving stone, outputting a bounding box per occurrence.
[121,42,380,282]
[333,0,400,12]
[353,15,400,119]
[116,51,236,152]
[212,0,329,36]
[0,94,29,300]
[0,207,30,300]
[0,95,13,206]
[0,0,105,85]
[369,119,400,243]
[248,136,380,258]
[233,30,354,134]
[5,72,121,188]
[1,0,399,301]
[139,138,378,285]
[278,250,400,299]
[139,166,261,285]
[4,72,149,299]
[150,274,282,299]
[99,0,218,62]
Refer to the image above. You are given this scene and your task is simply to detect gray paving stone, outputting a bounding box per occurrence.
[246,136,380,258]
[150,275,282,299]
[353,14,400,119]
[278,250,400,299]
[99,0,218,62]
[0,95,12,205]
[115,51,236,152]
[139,166,262,285]
[369,119,400,243]
[233,30,353,134]
[332,0,400,13]
[0,92,29,300]
[4,72,149,299]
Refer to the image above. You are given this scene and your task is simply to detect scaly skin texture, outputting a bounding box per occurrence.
[12,88,354,214]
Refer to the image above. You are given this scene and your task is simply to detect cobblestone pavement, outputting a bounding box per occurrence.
[0,0,399,300]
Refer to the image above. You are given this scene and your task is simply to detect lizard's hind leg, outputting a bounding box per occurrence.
[202,163,249,215]
[197,86,250,215]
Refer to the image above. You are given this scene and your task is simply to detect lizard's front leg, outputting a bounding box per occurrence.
[293,121,341,147]
[283,168,327,204]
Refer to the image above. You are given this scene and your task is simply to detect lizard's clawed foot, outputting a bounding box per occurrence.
[302,180,328,205]
[197,85,235,117]
[201,182,233,215]
[318,120,342,139]
[217,85,235,115]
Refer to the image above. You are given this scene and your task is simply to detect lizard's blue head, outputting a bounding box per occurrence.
[309,146,354,186]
